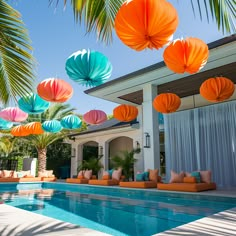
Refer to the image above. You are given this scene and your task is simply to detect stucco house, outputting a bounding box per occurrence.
[68,35,236,189]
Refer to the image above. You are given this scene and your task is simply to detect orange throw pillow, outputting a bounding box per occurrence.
[183,176,197,183]
[148,169,159,182]
[199,170,211,184]
[169,170,184,183]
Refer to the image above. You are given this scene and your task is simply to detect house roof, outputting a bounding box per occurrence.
[68,119,139,137]
[84,35,236,107]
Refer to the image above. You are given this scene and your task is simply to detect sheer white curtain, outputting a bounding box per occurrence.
[164,100,236,189]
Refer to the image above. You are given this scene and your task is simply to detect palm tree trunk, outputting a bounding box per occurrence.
[38,148,47,172]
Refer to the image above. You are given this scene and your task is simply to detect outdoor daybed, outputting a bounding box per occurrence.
[157,182,216,192]
[38,170,57,182]
[119,181,157,188]
[0,170,41,183]
[66,170,96,184]
[66,178,89,184]
[157,171,216,192]
[89,179,120,186]
[0,177,41,183]
[88,168,124,186]
[119,169,162,189]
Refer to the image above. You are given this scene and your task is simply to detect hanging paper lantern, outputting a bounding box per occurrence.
[24,122,44,135]
[200,77,235,102]
[65,49,112,87]
[153,93,181,113]
[0,118,13,130]
[42,120,62,133]
[61,115,82,129]
[163,37,209,74]
[114,0,178,51]
[18,93,50,114]
[11,125,29,137]
[83,110,107,125]
[113,104,138,122]
[0,107,28,122]
[37,78,73,103]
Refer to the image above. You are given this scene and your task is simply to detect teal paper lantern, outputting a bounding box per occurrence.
[65,49,112,87]
[42,120,62,133]
[61,115,82,129]
[18,93,50,114]
[0,118,13,130]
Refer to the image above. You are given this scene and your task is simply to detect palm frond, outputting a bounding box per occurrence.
[0,1,36,104]
[191,0,236,34]
[70,0,124,44]
[23,132,66,150]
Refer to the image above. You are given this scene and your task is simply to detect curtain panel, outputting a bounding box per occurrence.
[164,101,236,189]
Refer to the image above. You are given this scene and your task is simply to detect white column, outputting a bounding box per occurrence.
[142,84,160,170]
[70,143,83,178]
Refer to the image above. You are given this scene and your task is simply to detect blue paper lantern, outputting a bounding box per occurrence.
[61,115,82,129]
[65,49,112,87]
[42,120,62,133]
[0,118,13,130]
[18,93,50,114]
[158,113,164,125]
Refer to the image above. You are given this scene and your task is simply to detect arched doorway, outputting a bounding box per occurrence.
[108,136,133,171]
[83,141,98,161]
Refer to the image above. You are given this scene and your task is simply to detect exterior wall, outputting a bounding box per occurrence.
[109,137,133,157]
[69,126,142,178]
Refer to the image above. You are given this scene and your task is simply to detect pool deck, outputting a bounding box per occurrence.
[155,207,236,236]
[0,184,236,235]
[0,204,109,236]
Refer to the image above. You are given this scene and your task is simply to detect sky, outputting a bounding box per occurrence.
[11,0,228,115]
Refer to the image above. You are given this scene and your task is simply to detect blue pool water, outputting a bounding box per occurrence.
[1,182,236,236]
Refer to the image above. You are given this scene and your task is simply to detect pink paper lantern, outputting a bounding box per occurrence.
[0,107,28,122]
[83,110,107,125]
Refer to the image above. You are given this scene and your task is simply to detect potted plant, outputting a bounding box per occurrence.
[111,148,140,181]
[77,155,103,177]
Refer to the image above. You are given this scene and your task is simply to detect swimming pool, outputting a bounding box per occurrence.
[1,182,236,236]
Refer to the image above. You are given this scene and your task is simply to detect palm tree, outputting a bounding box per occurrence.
[0,0,36,104]
[0,135,15,157]
[22,103,83,172]
[51,0,235,44]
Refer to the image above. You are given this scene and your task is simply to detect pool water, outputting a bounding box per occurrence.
[1,182,236,236]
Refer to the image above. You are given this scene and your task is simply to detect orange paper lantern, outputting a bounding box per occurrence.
[11,125,29,137]
[113,104,138,122]
[153,93,181,113]
[163,37,209,74]
[200,77,235,102]
[115,0,178,51]
[24,122,44,135]
[37,78,73,103]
